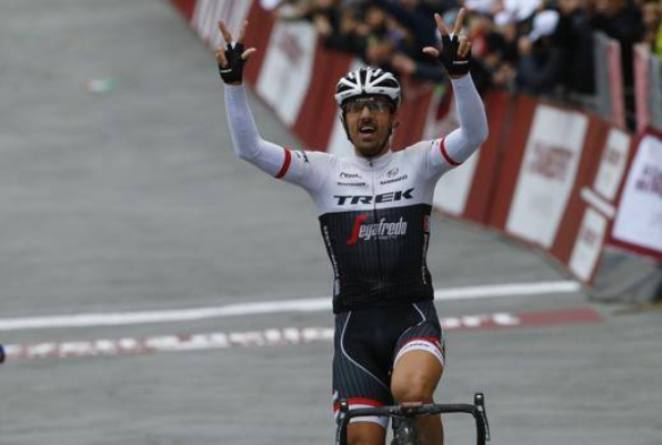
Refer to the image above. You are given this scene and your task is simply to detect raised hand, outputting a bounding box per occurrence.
[216,20,257,85]
[422,8,472,79]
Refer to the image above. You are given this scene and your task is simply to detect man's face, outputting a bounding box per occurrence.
[343,96,396,157]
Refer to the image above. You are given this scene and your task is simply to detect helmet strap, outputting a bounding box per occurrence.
[340,111,350,142]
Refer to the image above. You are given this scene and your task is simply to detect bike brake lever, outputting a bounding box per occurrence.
[474,393,490,442]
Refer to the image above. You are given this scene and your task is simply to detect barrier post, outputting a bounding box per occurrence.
[593,32,626,129]
[650,55,662,131]
[633,44,651,132]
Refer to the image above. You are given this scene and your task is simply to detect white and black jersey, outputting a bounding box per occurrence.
[224,75,487,314]
[274,141,459,313]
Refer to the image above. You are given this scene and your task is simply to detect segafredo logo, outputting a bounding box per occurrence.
[346,214,408,246]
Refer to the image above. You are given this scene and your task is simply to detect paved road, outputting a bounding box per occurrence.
[1,1,661,444]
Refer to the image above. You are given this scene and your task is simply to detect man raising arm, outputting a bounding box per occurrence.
[218,9,486,445]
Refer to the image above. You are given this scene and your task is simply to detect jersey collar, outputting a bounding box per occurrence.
[352,149,393,171]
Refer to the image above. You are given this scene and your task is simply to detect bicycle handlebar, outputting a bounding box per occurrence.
[335,393,490,445]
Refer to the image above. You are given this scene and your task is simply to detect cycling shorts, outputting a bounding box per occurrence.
[332,300,445,428]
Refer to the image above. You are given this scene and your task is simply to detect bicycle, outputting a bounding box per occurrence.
[335,393,490,445]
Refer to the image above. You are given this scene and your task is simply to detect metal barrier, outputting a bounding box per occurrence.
[649,54,662,131]
[634,43,662,132]
[593,32,626,128]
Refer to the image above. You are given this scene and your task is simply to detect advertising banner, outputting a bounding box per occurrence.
[593,128,631,201]
[433,152,480,216]
[193,0,253,47]
[256,20,317,126]
[612,133,662,259]
[505,105,588,248]
[569,207,608,281]
[171,0,197,19]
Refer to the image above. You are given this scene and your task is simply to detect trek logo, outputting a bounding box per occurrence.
[334,188,414,206]
[346,214,408,246]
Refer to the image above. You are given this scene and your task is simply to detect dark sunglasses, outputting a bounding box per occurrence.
[343,96,393,114]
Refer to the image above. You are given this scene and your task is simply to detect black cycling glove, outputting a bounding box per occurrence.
[218,42,246,84]
[436,34,471,77]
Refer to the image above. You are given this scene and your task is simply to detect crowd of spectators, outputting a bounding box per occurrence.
[268,0,662,103]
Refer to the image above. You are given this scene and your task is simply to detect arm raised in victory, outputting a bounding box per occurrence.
[217,21,330,193]
[224,83,289,177]
[436,73,488,167]
[421,9,488,176]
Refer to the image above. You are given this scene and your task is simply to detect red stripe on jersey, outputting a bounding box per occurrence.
[275,148,292,179]
[333,398,385,412]
[439,138,461,166]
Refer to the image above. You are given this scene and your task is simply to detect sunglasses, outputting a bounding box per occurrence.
[343,97,393,114]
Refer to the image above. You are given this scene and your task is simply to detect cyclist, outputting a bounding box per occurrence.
[217,9,486,445]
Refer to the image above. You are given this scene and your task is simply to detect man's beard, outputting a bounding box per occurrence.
[353,128,392,158]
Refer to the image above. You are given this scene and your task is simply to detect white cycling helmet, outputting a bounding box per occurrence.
[335,67,401,109]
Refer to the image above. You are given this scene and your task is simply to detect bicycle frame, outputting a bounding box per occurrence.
[335,393,490,445]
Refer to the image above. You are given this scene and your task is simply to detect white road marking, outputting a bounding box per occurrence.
[1,314,509,360]
[1,306,602,362]
[0,281,580,332]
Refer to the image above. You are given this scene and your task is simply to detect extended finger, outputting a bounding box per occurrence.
[452,8,466,37]
[433,13,451,36]
[458,39,471,58]
[238,20,249,42]
[216,47,228,66]
[218,21,233,44]
[241,48,257,60]
[422,46,440,58]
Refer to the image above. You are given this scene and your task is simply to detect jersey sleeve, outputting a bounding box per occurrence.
[421,75,489,179]
[274,148,335,193]
[224,84,333,193]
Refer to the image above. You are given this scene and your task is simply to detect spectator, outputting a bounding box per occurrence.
[465,0,502,15]
[373,0,438,49]
[322,4,370,53]
[273,0,660,103]
[555,0,596,94]
[370,0,448,81]
[275,0,342,36]
[516,9,565,94]
[500,0,545,22]
[641,0,662,51]
[589,0,645,127]
[656,0,662,55]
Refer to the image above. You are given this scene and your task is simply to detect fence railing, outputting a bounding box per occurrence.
[647,51,662,131]
[593,32,626,128]
[594,32,662,132]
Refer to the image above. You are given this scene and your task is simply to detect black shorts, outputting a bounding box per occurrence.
[332,300,445,427]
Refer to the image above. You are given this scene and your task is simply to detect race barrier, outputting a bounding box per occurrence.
[610,128,662,262]
[634,43,662,132]
[170,0,662,285]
